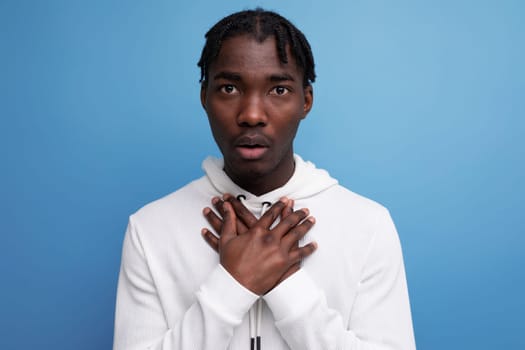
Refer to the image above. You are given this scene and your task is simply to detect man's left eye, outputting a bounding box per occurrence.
[270,86,289,95]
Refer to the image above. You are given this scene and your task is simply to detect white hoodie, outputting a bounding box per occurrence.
[113,155,416,350]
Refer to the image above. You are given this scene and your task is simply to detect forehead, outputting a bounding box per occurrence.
[209,35,302,78]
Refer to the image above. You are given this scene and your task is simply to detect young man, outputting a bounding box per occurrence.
[113,8,416,350]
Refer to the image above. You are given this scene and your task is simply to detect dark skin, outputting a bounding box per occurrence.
[200,35,313,196]
[202,195,316,295]
[200,35,317,295]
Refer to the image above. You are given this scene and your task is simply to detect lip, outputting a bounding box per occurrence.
[235,146,268,160]
[234,133,270,160]
[234,133,270,147]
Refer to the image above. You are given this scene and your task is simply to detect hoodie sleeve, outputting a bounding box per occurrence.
[113,218,259,350]
[263,209,416,350]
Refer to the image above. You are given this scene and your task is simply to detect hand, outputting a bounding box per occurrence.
[203,195,302,289]
[201,196,317,295]
[202,194,295,250]
[206,195,303,288]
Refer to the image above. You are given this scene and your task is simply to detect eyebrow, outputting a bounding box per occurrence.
[213,71,241,81]
[212,71,296,83]
[269,73,295,82]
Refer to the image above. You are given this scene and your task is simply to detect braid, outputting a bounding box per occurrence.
[273,23,289,65]
[197,8,316,87]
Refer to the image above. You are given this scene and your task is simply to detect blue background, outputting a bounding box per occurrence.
[1,0,523,348]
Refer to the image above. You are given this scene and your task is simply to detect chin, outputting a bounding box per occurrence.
[227,157,274,178]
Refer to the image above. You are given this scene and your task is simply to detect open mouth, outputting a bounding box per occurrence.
[235,144,268,159]
[239,144,264,148]
[234,133,270,159]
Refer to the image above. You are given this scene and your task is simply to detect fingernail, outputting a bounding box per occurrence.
[307,216,316,223]
[201,228,207,235]
[279,197,289,204]
[212,197,220,205]
[203,207,210,215]
[223,193,232,200]
[301,208,310,216]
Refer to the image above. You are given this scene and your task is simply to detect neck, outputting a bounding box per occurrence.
[225,154,296,197]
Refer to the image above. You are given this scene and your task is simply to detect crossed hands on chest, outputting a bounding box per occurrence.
[201,194,317,295]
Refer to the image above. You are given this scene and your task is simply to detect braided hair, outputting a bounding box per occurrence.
[197,8,316,87]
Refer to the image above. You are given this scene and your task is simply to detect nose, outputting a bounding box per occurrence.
[237,94,267,127]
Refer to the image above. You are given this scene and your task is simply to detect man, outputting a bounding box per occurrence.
[113,8,416,350]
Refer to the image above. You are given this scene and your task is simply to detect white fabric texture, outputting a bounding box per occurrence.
[113,155,416,350]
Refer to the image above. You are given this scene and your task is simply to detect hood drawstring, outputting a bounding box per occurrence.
[202,156,337,349]
[237,195,271,350]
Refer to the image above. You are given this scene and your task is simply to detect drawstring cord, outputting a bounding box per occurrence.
[249,298,263,350]
[238,195,271,350]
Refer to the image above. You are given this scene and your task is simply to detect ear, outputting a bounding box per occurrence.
[301,84,313,119]
[200,83,207,111]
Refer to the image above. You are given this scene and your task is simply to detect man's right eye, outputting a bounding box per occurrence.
[220,85,238,94]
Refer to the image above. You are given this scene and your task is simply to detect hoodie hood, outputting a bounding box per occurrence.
[202,154,338,209]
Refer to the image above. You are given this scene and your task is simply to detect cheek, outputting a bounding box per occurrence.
[208,118,227,139]
[206,98,230,123]
[269,95,307,117]
[207,122,229,154]
[207,112,237,148]
[275,120,301,146]
[207,98,239,123]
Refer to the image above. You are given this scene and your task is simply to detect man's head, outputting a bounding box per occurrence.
[198,9,315,195]
[198,8,316,88]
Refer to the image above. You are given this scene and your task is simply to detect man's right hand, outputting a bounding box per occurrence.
[202,196,316,295]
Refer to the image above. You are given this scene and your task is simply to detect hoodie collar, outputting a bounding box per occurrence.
[202,154,338,209]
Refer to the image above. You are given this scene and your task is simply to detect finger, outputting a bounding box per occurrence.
[219,201,237,243]
[201,228,219,252]
[203,207,223,234]
[281,216,315,250]
[213,196,249,234]
[272,208,310,239]
[288,240,299,252]
[288,241,318,264]
[212,196,226,217]
[287,261,300,271]
[274,261,300,287]
[281,199,294,220]
[258,198,288,229]
[223,194,257,228]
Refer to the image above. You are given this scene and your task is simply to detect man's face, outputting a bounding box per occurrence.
[201,34,313,193]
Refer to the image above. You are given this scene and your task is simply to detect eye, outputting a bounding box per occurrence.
[220,84,238,94]
[270,86,290,96]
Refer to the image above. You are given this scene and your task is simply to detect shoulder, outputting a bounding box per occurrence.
[315,184,399,248]
[129,175,212,229]
[326,185,403,261]
[323,184,391,220]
